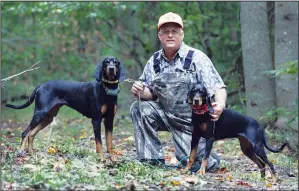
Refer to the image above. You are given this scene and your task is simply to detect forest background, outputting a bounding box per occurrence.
[1,1,298,190]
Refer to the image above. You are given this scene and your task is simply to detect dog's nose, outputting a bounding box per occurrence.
[194,99,199,106]
[108,66,114,72]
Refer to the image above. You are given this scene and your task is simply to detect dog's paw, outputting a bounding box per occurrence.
[197,167,206,176]
[109,155,118,162]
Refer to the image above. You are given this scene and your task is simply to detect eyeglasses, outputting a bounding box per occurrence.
[160,29,180,36]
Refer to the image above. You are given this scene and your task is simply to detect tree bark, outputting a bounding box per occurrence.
[240,2,276,121]
[274,2,298,128]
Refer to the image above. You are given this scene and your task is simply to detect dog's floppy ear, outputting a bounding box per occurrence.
[186,85,195,104]
[117,59,125,82]
[186,90,191,104]
[94,61,103,82]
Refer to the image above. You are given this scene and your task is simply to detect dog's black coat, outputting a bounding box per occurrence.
[6,56,125,158]
[187,83,287,178]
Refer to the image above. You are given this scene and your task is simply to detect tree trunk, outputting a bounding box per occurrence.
[240,2,276,121]
[274,2,298,129]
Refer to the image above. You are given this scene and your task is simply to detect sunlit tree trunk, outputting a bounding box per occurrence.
[274,2,298,129]
[240,2,276,121]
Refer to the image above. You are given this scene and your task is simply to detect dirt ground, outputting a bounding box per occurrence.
[1,119,298,190]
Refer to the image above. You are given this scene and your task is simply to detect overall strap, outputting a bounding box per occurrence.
[153,51,160,74]
[183,50,194,70]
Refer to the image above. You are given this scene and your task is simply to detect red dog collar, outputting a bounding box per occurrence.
[192,104,208,115]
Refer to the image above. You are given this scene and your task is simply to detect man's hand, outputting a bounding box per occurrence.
[131,81,153,100]
[131,81,145,97]
[209,102,225,121]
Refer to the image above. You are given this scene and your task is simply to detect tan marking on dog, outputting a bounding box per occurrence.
[28,125,43,153]
[95,139,105,161]
[185,141,198,171]
[192,96,203,106]
[199,159,208,175]
[101,104,107,114]
[199,123,207,132]
[20,133,30,152]
[114,105,118,115]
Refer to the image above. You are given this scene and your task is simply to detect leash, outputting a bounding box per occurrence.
[127,79,203,172]
[123,78,136,83]
[213,121,216,134]
[123,78,204,172]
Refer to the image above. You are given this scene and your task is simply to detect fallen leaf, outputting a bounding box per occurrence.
[79,131,87,139]
[159,182,166,186]
[48,146,57,154]
[216,167,228,174]
[270,159,275,164]
[226,173,233,181]
[237,181,251,187]
[266,182,272,188]
[112,150,123,155]
[171,180,181,186]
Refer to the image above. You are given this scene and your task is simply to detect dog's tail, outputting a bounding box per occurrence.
[5,86,39,109]
[263,133,288,153]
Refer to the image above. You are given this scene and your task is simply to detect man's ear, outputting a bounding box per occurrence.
[158,32,162,41]
[94,61,103,82]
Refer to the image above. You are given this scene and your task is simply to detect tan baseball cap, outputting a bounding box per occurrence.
[157,12,183,31]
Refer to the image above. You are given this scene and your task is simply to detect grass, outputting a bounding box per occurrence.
[1,106,298,190]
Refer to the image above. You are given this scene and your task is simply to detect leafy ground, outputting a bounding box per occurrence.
[1,106,298,190]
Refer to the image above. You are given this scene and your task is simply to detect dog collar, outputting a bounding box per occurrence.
[101,78,119,84]
[101,83,120,96]
[192,104,208,115]
[105,87,120,96]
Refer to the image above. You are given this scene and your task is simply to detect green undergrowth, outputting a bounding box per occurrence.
[1,105,298,190]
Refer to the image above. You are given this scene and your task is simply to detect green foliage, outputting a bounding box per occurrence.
[260,104,298,127]
[1,2,242,110]
[262,59,298,134]
[2,103,298,190]
[264,60,298,78]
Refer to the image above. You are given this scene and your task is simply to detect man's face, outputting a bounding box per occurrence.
[158,23,184,50]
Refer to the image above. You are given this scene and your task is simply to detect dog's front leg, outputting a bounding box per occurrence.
[92,119,105,161]
[104,117,117,162]
[185,125,201,172]
[199,138,215,175]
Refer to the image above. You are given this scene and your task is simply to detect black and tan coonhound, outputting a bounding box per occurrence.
[5,56,125,161]
[185,82,287,181]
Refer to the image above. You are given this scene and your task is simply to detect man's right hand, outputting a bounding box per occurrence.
[131,81,153,100]
[131,81,145,97]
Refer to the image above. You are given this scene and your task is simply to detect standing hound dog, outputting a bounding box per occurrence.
[5,56,125,161]
[185,83,287,181]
